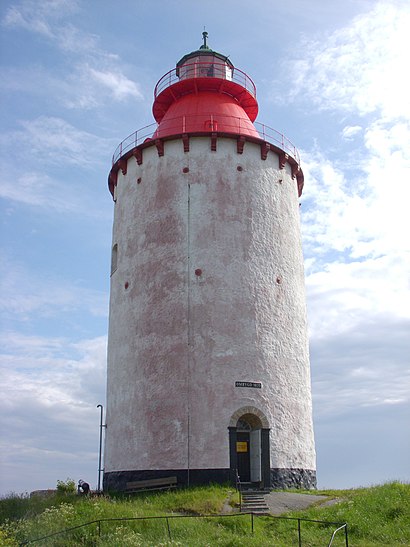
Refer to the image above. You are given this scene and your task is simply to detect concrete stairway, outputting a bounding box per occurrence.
[240,490,270,514]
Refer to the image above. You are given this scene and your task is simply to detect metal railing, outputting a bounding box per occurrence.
[111,117,300,166]
[328,523,349,547]
[20,511,348,546]
[235,470,242,511]
[154,61,257,99]
[111,122,156,163]
[255,121,300,165]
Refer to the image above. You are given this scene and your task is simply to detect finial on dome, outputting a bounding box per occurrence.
[200,30,209,50]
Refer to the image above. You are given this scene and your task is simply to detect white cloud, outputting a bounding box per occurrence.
[288,1,410,119]
[300,151,368,259]
[1,0,143,109]
[56,64,144,109]
[66,63,144,108]
[301,129,410,262]
[292,2,410,449]
[88,67,143,101]
[3,0,80,40]
[0,116,115,215]
[1,0,98,64]
[3,4,54,37]
[297,4,410,267]
[310,318,410,417]
[0,171,80,211]
[0,63,143,110]
[0,116,112,168]
[0,257,108,322]
[0,332,107,405]
[342,125,362,139]
[361,119,410,252]
[0,170,101,219]
[0,332,107,492]
[0,162,113,219]
[306,254,410,338]
[54,21,101,55]
[22,116,111,165]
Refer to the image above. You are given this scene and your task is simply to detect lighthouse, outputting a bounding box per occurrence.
[104,33,316,491]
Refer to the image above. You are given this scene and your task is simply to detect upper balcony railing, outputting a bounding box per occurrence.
[154,61,257,100]
[112,123,156,163]
[111,116,301,167]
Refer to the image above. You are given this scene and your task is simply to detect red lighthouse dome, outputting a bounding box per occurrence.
[108,34,304,198]
[152,32,259,139]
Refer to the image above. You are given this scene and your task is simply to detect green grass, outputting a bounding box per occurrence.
[287,481,410,546]
[0,481,409,546]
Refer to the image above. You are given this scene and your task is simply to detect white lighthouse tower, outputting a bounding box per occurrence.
[104,34,316,491]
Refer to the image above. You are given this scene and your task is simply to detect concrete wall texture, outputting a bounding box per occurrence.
[104,135,316,490]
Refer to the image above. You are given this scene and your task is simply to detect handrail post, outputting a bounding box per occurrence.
[328,523,348,547]
[236,471,242,511]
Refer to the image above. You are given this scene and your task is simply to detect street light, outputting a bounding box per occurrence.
[97,404,106,492]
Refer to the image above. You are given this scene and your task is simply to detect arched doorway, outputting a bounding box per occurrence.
[228,407,270,488]
[236,414,261,482]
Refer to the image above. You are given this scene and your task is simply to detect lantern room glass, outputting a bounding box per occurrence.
[178,54,233,81]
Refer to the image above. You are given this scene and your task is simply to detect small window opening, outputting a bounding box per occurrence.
[111,243,118,275]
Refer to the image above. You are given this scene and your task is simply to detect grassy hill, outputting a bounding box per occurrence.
[1,481,409,545]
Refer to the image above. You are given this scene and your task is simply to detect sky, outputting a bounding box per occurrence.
[0,0,409,496]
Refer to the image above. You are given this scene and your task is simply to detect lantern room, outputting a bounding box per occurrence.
[152,32,259,139]
[176,32,234,81]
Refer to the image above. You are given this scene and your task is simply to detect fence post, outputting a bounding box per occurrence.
[165,517,172,540]
[98,520,101,538]
[251,513,254,534]
[345,523,349,547]
[298,518,302,547]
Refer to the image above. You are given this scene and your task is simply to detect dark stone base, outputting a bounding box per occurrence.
[270,468,317,490]
[103,468,232,493]
[104,467,317,492]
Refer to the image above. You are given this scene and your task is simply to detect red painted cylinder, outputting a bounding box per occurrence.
[153,91,260,139]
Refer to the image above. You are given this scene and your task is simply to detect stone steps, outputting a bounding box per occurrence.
[240,491,270,514]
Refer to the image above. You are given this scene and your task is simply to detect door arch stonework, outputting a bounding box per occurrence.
[228,406,270,429]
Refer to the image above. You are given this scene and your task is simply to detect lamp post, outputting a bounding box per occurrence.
[97,404,106,492]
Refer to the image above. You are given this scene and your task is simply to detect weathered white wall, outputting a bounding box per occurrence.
[105,136,316,473]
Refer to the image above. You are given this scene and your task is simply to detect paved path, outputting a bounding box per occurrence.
[263,492,329,515]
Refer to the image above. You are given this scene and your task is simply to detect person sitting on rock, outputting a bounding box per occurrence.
[77,479,90,495]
